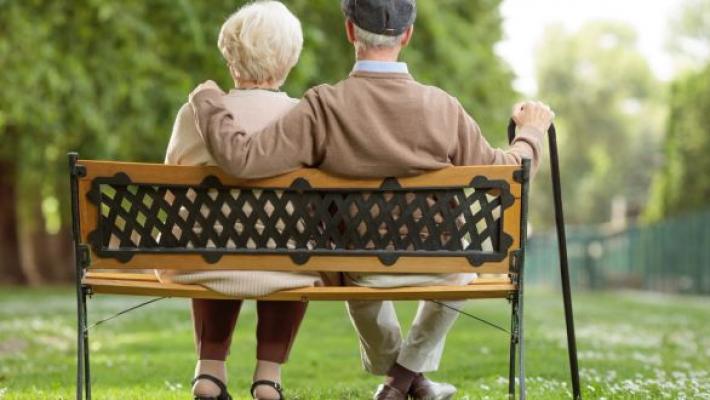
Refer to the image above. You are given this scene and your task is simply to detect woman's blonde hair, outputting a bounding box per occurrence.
[218,1,303,86]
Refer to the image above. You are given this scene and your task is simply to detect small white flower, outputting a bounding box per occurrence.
[164,381,183,391]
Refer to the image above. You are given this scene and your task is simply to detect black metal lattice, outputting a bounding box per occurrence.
[87,174,515,266]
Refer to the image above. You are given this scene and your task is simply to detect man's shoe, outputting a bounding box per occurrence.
[373,384,407,400]
[409,377,457,400]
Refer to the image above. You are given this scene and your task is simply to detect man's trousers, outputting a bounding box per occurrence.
[345,273,475,374]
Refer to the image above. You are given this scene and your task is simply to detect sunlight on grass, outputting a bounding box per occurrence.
[0,288,708,399]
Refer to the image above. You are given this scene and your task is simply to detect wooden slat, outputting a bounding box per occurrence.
[84,272,512,286]
[85,272,160,282]
[87,253,511,274]
[465,276,512,285]
[77,161,521,196]
[82,274,515,301]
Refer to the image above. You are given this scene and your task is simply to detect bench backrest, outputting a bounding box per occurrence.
[69,155,530,275]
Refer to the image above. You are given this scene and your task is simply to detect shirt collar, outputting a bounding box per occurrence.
[352,60,409,74]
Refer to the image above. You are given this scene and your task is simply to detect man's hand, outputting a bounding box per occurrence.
[512,101,555,133]
[189,80,225,102]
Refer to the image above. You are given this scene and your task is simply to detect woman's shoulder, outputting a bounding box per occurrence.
[165,102,215,166]
[173,101,196,123]
[223,90,301,118]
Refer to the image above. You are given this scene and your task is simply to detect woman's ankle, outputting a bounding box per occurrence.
[193,359,227,396]
[253,360,282,398]
[195,359,227,381]
[253,360,281,381]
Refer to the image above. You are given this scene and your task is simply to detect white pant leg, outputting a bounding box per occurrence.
[345,273,474,374]
[396,299,466,373]
[345,300,403,375]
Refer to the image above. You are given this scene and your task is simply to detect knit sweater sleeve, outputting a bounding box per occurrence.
[189,88,326,179]
[449,101,545,176]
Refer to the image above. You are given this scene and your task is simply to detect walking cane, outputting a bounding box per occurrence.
[508,119,582,400]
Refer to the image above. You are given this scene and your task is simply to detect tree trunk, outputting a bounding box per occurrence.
[23,225,73,283]
[0,159,25,284]
[46,228,74,282]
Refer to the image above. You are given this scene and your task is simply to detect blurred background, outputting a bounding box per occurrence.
[1,1,709,399]
[0,0,708,293]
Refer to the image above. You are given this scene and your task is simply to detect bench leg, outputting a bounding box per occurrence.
[507,296,518,399]
[507,292,526,400]
[70,153,91,400]
[76,286,86,400]
[83,288,92,400]
[76,286,91,400]
[518,289,526,399]
[514,159,530,400]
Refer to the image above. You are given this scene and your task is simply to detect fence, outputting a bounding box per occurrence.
[525,210,710,295]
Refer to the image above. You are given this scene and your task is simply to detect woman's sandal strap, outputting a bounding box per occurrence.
[250,380,284,400]
[192,374,232,400]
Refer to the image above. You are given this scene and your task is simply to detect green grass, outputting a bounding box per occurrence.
[0,288,708,399]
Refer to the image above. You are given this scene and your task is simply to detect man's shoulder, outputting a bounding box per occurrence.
[301,76,463,113]
[304,80,346,96]
[298,80,357,107]
[408,80,461,105]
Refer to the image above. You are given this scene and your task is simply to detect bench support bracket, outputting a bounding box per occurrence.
[70,153,92,400]
[508,159,531,400]
[507,251,525,400]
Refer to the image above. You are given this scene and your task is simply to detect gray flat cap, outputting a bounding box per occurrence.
[341,0,417,36]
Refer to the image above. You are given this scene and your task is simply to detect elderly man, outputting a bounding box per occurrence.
[188,1,553,399]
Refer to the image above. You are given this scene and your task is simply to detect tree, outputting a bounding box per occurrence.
[666,0,710,71]
[645,0,710,220]
[645,66,710,220]
[532,22,664,228]
[0,0,513,283]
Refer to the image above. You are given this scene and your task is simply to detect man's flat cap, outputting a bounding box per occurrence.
[341,0,417,36]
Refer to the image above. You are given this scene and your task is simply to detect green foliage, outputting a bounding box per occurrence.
[646,0,710,220]
[404,0,515,138]
[533,22,665,227]
[0,0,513,231]
[645,66,710,220]
[667,0,710,68]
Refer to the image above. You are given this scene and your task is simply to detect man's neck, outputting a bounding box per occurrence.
[356,48,401,62]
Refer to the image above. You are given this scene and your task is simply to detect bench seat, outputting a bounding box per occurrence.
[83,272,516,301]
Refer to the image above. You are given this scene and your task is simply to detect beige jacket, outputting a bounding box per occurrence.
[190,71,545,288]
[156,89,326,297]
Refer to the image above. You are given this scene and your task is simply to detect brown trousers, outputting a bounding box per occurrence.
[192,299,307,363]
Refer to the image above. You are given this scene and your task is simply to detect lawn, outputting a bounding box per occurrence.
[0,288,708,399]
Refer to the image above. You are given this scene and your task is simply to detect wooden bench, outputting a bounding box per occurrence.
[68,153,532,400]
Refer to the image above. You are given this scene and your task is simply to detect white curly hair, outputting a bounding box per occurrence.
[218,1,303,86]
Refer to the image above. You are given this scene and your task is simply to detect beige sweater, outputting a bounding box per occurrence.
[156,89,325,297]
[189,71,545,287]
[190,71,544,179]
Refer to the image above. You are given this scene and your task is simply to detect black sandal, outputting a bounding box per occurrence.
[192,374,233,400]
[250,380,284,400]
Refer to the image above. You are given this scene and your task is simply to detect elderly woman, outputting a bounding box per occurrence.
[157,2,320,399]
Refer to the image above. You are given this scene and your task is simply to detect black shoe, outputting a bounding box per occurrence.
[250,380,284,400]
[192,374,233,400]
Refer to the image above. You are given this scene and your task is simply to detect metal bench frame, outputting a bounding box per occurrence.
[68,153,576,400]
